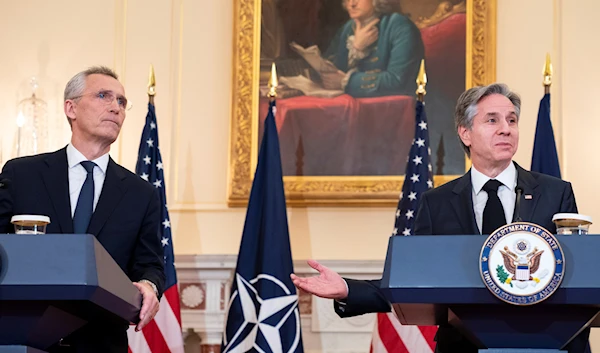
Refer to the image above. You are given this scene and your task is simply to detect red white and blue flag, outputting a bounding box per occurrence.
[370,100,437,353]
[128,103,184,353]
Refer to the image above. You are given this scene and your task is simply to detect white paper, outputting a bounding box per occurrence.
[280,75,344,98]
[289,42,339,73]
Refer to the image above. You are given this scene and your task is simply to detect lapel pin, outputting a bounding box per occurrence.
[524,195,533,200]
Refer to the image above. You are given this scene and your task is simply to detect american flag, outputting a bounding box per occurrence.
[127,103,184,353]
[370,100,437,353]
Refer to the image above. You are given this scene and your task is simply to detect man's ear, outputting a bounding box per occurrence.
[64,100,76,123]
[458,126,471,149]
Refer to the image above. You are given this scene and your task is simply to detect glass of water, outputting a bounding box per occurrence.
[552,213,592,235]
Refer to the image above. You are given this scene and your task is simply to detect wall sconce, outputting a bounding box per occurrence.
[13,77,48,158]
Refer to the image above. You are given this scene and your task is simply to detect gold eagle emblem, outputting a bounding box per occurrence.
[499,246,544,281]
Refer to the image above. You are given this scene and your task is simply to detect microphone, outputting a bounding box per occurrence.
[514,186,524,222]
[0,178,10,189]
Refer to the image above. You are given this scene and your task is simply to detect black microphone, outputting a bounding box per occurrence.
[0,178,10,189]
[514,186,524,222]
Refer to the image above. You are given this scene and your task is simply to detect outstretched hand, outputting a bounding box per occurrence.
[290,259,348,300]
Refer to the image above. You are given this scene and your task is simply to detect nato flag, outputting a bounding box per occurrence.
[221,100,304,353]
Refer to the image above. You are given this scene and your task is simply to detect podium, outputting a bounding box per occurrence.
[380,235,600,353]
[0,234,142,352]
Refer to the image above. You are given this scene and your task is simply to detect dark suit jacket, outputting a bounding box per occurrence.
[0,148,165,353]
[334,163,589,353]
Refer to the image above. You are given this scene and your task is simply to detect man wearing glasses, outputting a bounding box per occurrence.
[0,66,164,353]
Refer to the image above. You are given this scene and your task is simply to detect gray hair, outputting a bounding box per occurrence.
[372,0,397,14]
[342,0,398,15]
[454,83,522,157]
[63,66,119,125]
[64,66,119,101]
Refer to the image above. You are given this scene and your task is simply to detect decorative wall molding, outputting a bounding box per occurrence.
[176,255,384,352]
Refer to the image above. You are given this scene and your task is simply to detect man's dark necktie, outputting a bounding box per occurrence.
[73,161,96,234]
[482,179,506,234]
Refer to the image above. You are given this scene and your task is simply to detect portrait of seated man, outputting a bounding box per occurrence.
[321,0,424,98]
[258,0,467,177]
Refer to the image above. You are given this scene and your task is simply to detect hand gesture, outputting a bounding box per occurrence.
[321,70,345,90]
[133,281,160,331]
[290,259,348,299]
[353,18,380,51]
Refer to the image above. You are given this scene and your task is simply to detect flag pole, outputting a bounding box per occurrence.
[148,64,156,105]
[268,62,278,101]
[370,57,437,353]
[415,59,427,102]
[543,53,552,95]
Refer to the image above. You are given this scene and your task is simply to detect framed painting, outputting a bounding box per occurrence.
[228,0,496,206]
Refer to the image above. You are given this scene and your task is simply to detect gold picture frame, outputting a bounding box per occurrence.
[228,0,496,206]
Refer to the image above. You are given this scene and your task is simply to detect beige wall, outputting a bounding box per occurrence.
[1,0,600,349]
[2,0,597,258]
[0,0,399,261]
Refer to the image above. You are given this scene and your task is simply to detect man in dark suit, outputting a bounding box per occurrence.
[290,83,589,353]
[0,66,165,353]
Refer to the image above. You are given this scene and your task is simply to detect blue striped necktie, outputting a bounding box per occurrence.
[73,161,96,234]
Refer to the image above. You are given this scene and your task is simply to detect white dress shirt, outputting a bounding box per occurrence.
[471,163,517,234]
[66,144,159,295]
[339,163,519,301]
[66,144,109,217]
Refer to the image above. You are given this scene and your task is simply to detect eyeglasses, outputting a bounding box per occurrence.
[71,90,132,111]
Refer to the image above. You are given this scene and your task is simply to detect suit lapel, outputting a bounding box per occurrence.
[450,171,479,235]
[513,163,540,223]
[87,158,127,236]
[41,148,74,234]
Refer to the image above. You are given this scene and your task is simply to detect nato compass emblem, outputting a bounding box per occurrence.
[479,222,565,305]
[222,273,301,353]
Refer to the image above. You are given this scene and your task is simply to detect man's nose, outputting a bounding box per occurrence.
[498,119,511,134]
[108,98,121,113]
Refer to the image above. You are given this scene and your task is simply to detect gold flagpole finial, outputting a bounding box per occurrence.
[268,62,278,100]
[416,59,427,102]
[148,64,156,104]
[543,53,552,93]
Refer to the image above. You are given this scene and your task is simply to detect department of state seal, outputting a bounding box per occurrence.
[479,222,565,305]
